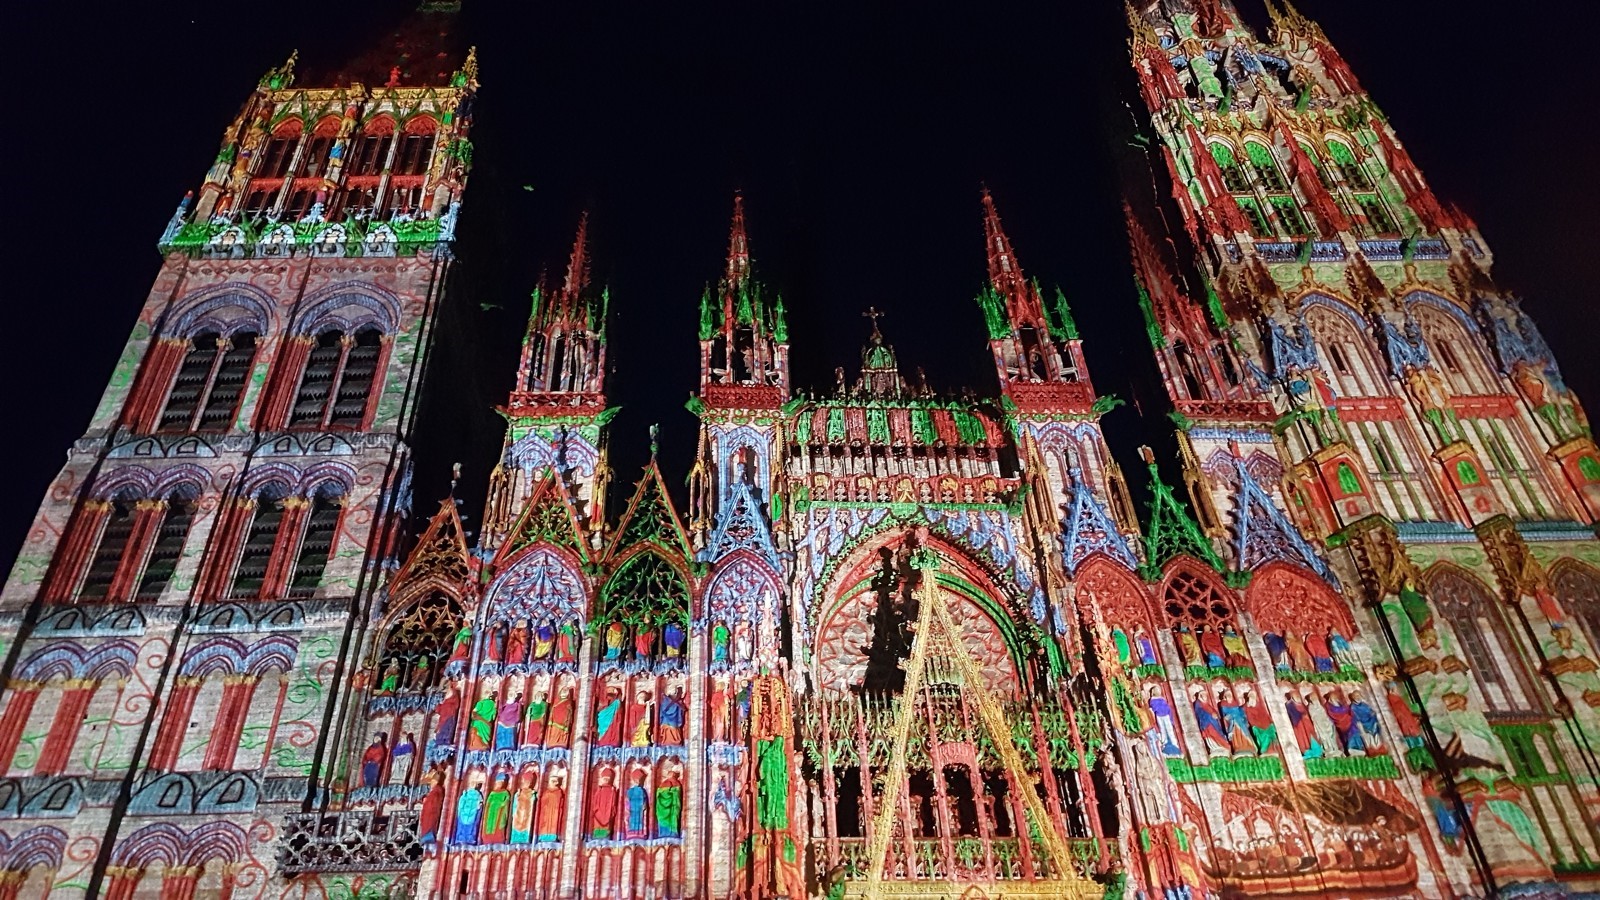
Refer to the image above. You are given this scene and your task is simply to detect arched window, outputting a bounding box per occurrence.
[377,592,464,693]
[1304,304,1385,398]
[136,492,197,600]
[1551,564,1600,662]
[1210,143,1250,192]
[288,484,343,596]
[77,497,137,601]
[295,118,340,179]
[158,330,258,433]
[231,484,289,599]
[1244,142,1287,191]
[393,118,437,176]
[348,119,395,177]
[1429,568,1541,713]
[1161,566,1251,674]
[255,121,302,180]
[289,327,384,429]
[1323,140,1373,190]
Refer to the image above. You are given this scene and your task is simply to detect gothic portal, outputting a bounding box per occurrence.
[0,2,1596,899]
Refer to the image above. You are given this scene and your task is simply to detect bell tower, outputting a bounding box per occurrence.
[0,11,478,897]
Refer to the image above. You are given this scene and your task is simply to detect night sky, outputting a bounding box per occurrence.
[3,1,1595,567]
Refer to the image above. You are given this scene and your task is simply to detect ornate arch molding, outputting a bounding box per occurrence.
[702,550,781,624]
[1242,561,1356,637]
[1296,291,1368,328]
[16,640,138,683]
[291,282,402,336]
[161,284,274,338]
[483,544,589,627]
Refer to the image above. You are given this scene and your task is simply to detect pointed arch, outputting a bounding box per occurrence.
[703,551,781,623]
[599,549,691,629]
[486,545,589,627]
[1426,563,1542,714]
[1406,292,1499,394]
[1298,293,1388,398]
[1242,562,1355,638]
[1548,559,1600,657]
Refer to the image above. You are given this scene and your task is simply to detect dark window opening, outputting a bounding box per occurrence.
[232,486,288,598]
[78,499,136,600]
[136,496,196,600]
[349,133,393,177]
[255,135,298,180]
[288,487,343,595]
[295,136,333,179]
[394,132,435,176]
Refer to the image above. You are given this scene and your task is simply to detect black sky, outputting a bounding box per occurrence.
[3,1,1595,567]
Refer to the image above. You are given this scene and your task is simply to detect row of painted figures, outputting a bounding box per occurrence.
[442,763,685,846]
[1141,681,1423,759]
[1113,623,1358,674]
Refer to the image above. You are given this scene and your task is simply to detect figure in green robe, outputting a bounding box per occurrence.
[757,735,788,829]
[655,769,684,838]
[1399,580,1437,649]
[481,774,511,843]
[469,692,497,751]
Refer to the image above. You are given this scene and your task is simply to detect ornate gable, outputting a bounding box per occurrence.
[1228,457,1339,586]
[495,474,589,566]
[606,461,692,563]
[1060,476,1138,575]
[391,497,472,591]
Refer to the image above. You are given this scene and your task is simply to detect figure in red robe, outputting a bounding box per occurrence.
[1198,625,1227,669]
[536,771,566,842]
[709,679,729,743]
[556,619,578,662]
[1386,684,1423,749]
[1285,690,1322,758]
[588,768,619,839]
[447,626,473,667]
[1305,631,1335,672]
[433,688,461,746]
[634,625,656,661]
[419,768,446,848]
[505,619,529,666]
[547,685,575,747]
[625,689,654,748]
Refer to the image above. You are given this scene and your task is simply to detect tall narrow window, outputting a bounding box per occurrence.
[232,486,288,599]
[349,129,393,177]
[1357,195,1398,236]
[295,133,334,180]
[289,328,383,429]
[1324,141,1373,190]
[1210,143,1250,193]
[254,130,300,180]
[136,495,196,600]
[1245,143,1288,191]
[159,331,257,433]
[288,487,343,595]
[394,124,436,176]
[1431,569,1540,713]
[78,498,137,601]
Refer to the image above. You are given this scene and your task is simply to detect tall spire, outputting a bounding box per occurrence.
[564,211,591,297]
[725,193,750,287]
[981,187,1025,292]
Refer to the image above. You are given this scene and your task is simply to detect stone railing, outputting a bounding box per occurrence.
[277,809,423,874]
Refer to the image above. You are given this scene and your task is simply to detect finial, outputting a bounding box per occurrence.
[460,45,480,87]
[451,462,462,493]
[725,193,750,285]
[1138,445,1157,468]
[862,307,885,342]
[262,50,299,90]
[564,212,590,297]
[649,424,660,458]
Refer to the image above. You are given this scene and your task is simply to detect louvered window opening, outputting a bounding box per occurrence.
[290,328,382,429]
[232,490,287,598]
[136,498,195,600]
[159,332,257,433]
[289,491,342,595]
[78,500,136,600]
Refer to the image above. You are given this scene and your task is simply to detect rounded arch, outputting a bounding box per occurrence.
[17,640,137,683]
[485,545,588,626]
[89,466,159,500]
[299,462,357,498]
[180,821,250,868]
[237,465,299,498]
[152,466,210,500]
[180,637,249,678]
[161,284,274,339]
[240,635,298,676]
[0,826,66,872]
[290,282,401,336]
[1243,562,1355,637]
[110,822,185,867]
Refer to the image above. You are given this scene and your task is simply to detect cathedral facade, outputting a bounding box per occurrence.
[0,2,1596,899]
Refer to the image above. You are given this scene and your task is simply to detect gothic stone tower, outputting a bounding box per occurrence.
[1124,0,1600,895]
[0,21,477,898]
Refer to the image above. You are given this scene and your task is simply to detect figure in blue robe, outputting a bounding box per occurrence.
[453,785,484,845]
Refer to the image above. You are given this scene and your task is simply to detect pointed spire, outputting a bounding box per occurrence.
[981,187,1025,290]
[725,193,750,287]
[563,211,590,297]
[1137,447,1224,579]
